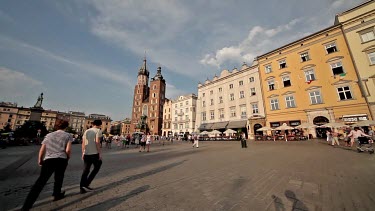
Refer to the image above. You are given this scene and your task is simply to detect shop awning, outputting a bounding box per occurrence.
[227,120,247,129]
[211,121,229,129]
[198,123,214,130]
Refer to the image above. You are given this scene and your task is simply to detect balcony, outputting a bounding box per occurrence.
[177,112,184,116]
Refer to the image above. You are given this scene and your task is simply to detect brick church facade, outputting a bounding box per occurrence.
[130,58,166,135]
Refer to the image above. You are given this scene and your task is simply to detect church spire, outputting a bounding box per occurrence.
[138,57,149,77]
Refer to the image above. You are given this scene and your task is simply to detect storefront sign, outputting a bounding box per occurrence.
[343,114,368,122]
[289,120,301,126]
[270,122,280,127]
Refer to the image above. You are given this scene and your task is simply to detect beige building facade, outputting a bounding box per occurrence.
[171,94,198,136]
[69,111,86,134]
[335,0,375,120]
[162,99,172,137]
[41,110,57,131]
[0,102,19,130]
[196,63,266,138]
[84,113,112,133]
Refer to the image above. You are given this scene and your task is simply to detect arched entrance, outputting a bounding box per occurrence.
[254,124,263,135]
[313,116,329,138]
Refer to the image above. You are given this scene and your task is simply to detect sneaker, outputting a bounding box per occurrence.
[80,187,87,194]
[53,191,65,201]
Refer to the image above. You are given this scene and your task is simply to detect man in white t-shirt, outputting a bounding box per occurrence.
[80,120,103,194]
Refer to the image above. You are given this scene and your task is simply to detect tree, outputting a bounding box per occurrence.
[1,124,12,133]
[15,121,48,139]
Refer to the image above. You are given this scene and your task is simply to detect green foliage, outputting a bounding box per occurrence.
[14,121,48,139]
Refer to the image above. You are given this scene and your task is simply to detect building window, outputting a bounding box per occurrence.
[250,88,256,96]
[304,69,316,82]
[239,80,244,86]
[360,30,375,43]
[185,115,189,120]
[210,90,213,95]
[229,84,234,89]
[309,91,322,104]
[219,109,224,119]
[202,112,206,121]
[230,107,236,117]
[268,80,275,90]
[337,86,353,100]
[230,93,235,101]
[252,103,259,114]
[153,85,157,90]
[279,59,286,69]
[174,124,177,129]
[249,77,255,82]
[282,76,291,87]
[285,96,296,108]
[175,104,177,108]
[210,99,214,105]
[175,110,177,115]
[331,62,344,75]
[240,105,247,119]
[270,99,279,110]
[210,110,215,120]
[265,65,272,73]
[300,52,310,62]
[185,108,188,113]
[186,101,189,105]
[175,117,177,121]
[219,96,223,104]
[152,93,156,98]
[368,52,375,65]
[239,91,245,99]
[185,123,189,129]
[219,87,222,92]
[325,43,337,54]
[202,101,206,107]
[180,103,183,107]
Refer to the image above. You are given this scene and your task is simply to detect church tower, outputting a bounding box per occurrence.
[149,66,166,135]
[130,58,150,133]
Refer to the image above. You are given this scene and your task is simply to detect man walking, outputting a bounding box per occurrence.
[80,120,103,194]
[22,121,72,211]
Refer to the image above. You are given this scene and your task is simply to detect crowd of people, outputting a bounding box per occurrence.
[325,126,374,146]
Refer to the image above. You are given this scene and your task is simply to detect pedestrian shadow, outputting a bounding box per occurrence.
[80,185,150,210]
[271,190,308,211]
[36,160,185,211]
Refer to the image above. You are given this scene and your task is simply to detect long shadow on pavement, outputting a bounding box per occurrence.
[40,160,185,211]
[80,185,150,210]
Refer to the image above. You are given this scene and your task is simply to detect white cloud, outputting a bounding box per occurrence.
[0,67,42,99]
[200,18,303,68]
[0,35,133,88]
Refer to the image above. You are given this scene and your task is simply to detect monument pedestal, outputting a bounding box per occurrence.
[29,107,44,121]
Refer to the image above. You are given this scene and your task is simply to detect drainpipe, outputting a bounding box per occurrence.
[340,24,374,120]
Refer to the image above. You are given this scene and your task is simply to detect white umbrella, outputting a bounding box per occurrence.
[295,123,316,140]
[224,129,236,134]
[256,126,274,131]
[209,130,222,135]
[275,123,294,142]
[295,123,316,129]
[319,122,348,128]
[352,120,375,127]
[200,131,209,135]
[256,127,275,141]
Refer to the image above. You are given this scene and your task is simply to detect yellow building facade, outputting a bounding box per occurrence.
[335,0,375,120]
[256,24,370,137]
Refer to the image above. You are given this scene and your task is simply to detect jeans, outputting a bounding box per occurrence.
[22,158,68,210]
[80,154,102,188]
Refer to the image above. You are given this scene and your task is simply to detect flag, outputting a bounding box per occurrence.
[307,80,313,84]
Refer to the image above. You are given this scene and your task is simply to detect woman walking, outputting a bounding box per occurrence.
[22,121,72,210]
[146,133,152,152]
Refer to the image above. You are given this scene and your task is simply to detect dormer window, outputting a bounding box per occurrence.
[279,59,286,69]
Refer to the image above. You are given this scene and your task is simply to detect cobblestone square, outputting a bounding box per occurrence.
[1,140,375,211]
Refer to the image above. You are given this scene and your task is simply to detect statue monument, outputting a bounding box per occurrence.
[33,93,44,108]
[30,93,45,121]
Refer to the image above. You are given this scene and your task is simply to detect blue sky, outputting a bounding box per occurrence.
[0,0,365,120]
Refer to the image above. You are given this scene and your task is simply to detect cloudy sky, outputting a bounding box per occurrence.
[0,0,365,120]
